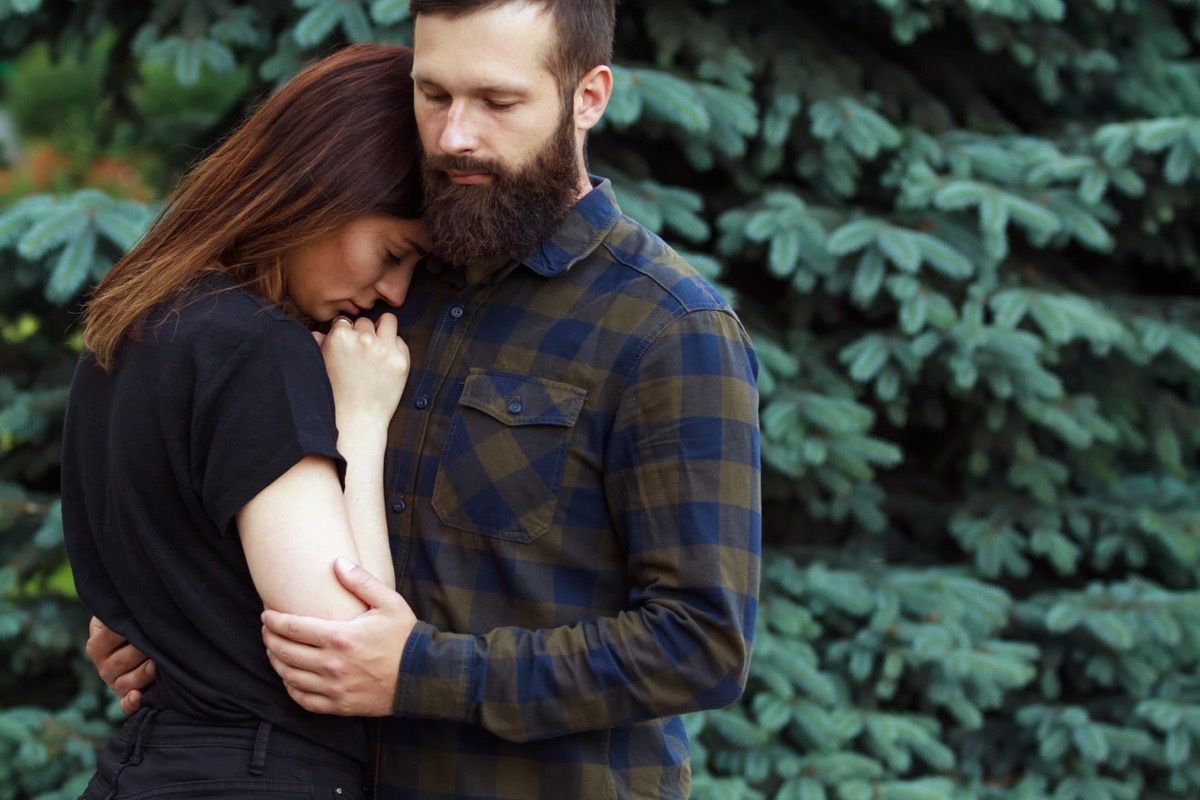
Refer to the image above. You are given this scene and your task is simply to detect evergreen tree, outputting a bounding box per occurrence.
[2,1,1200,798]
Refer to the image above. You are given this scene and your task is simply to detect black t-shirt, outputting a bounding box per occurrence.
[61,272,365,761]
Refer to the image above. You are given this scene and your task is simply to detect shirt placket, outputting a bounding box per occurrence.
[386,279,497,584]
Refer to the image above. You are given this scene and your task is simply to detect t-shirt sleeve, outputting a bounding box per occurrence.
[189,317,344,537]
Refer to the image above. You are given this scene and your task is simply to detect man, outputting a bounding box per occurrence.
[88,1,762,797]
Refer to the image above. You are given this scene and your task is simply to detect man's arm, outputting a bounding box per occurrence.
[262,309,762,740]
[85,616,153,715]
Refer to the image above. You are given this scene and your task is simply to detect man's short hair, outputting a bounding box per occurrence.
[410,0,616,99]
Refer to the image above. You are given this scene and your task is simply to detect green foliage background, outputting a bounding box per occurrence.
[3,1,1200,798]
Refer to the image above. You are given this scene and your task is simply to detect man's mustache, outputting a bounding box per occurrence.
[424,154,499,176]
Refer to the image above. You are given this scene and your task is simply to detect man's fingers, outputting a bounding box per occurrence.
[97,643,151,687]
[333,557,398,610]
[119,689,143,716]
[262,626,328,674]
[85,617,154,715]
[311,330,326,346]
[279,676,361,718]
[97,643,152,688]
[266,647,304,685]
[261,609,332,648]
[267,648,333,694]
[85,616,123,663]
[283,683,335,715]
[266,651,349,716]
[112,658,155,698]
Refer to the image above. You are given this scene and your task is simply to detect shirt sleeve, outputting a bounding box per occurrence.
[394,307,762,741]
[190,318,345,537]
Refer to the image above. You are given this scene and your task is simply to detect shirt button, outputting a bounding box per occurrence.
[508,400,523,414]
[450,306,464,319]
[415,395,429,409]
[391,500,406,513]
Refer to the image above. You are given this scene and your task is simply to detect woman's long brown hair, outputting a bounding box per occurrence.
[83,43,421,370]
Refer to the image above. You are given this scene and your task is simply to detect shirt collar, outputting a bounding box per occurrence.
[522,176,622,278]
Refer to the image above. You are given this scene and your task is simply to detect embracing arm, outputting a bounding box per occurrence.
[395,309,762,739]
[262,309,761,736]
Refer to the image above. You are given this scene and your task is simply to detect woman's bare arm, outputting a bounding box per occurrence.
[317,313,408,590]
[236,454,370,618]
[237,313,407,616]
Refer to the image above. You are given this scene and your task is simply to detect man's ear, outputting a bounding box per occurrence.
[574,64,612,132]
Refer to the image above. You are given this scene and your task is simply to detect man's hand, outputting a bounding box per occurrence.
[261,557,418,717]
[86,616,155,715]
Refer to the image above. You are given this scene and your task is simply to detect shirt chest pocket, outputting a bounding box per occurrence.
[433,370,587,543]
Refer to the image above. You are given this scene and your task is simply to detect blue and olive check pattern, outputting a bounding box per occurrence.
[372,179,762,800]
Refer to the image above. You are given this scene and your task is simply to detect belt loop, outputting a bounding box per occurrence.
[249,720,272,775]
[118,707,145,763]
[127,708,159,766]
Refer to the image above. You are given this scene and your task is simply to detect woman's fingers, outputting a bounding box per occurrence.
[374,312,398,338]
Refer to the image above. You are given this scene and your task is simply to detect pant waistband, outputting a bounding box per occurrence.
[127,708,362,773]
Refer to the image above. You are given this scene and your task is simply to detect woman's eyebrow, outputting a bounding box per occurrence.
[404,236,430,257]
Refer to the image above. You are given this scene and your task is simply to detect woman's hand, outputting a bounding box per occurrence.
[315,313,410,433]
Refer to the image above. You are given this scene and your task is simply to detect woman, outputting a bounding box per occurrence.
[61,44,425,799]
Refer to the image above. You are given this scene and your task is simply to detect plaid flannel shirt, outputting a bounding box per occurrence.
[371,178,762,800]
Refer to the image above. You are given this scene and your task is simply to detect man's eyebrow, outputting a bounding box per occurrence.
[412,74,530,97]
[474,83,530,96]
[404,237,430,257]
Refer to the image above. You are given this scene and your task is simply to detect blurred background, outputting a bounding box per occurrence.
[4,1,1200,798]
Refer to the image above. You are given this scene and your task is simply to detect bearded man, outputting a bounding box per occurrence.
[89,1,762,798]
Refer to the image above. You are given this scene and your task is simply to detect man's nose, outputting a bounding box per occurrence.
[439,102,481,154]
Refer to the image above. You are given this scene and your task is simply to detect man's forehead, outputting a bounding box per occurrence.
[412,3,555,55]
[411,9,557,90]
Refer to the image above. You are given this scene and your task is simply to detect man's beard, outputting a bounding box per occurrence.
[420,113,581,271]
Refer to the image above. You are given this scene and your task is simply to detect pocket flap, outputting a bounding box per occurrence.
[458,370,586,427]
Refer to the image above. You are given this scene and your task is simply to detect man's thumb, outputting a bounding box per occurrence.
[334,557,393,607]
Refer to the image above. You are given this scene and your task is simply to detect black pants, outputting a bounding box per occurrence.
[80,708,369,799]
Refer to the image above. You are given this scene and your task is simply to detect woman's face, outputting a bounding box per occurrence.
[283,215,429,321]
